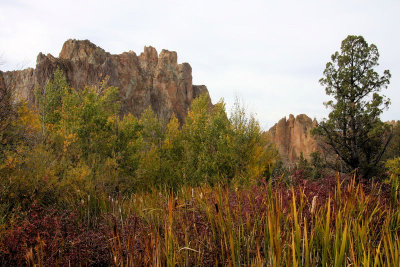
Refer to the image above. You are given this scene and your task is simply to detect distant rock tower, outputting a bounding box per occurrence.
[267,114,322,163]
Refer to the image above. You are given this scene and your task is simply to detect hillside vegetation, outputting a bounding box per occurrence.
[0,68,400,265]
[2,33,400,265]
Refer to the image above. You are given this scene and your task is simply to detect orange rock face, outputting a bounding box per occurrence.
[268,114,321,163]
[2,39,209,123]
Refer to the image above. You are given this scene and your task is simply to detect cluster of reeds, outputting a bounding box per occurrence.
[106,175,400,266]
[1,174,399,266]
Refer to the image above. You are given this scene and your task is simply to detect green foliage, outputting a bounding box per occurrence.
[383,122,400,160]
[0,70,279,222]
[297,152,312,175]
[385,157,400,203]
[229,99,277,183]
[114,114,142,190]
[0,143,66,218]
[182,95,233,185]
[161,114,185,189]
[386,157,400,177]
[296,151,326,180]
[0,72,16,157]
[181,95,276,186]
[3,50,400,266]
[313,35,392,178]
[36,68,69,131]
[135,107,165,190]
[310,151,325,179]
[296,151,326,179]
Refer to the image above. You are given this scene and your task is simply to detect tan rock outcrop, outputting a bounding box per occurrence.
[2,39,210,123]
[268,114,321,163]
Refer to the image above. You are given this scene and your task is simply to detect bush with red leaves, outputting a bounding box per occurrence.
[0,203,110,266]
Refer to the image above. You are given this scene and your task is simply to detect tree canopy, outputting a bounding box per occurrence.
[313,35,392,177]
[0,68,278,214]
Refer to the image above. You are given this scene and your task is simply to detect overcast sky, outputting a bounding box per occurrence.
[1,0,399,129]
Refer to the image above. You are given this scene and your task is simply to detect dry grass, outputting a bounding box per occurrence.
[1,174,399,266]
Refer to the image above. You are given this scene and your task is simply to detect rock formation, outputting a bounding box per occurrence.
[0,71,9,121]
[2,39,210,123]
[0,71,6,99]
[268,114,321,163]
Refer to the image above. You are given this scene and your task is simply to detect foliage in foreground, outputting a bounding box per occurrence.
[1,58,399,265]
[0,69,277,217]
[0,175,399,266]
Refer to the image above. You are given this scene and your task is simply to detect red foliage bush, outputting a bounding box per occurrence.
[0,203,110,266]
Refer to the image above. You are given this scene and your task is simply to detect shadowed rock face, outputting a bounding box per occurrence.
[2,39,209,123]
[268,114,321,163]
[0,71,6,98]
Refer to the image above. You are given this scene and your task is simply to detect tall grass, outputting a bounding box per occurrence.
[2,175,400,266]
[105,175,400,266]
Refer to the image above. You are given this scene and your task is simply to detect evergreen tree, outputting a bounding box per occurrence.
[313,35,392,178]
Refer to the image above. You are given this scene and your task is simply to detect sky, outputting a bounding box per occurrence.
[1,0,399,129]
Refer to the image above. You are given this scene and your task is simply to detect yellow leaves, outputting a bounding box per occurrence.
[386,157,400,176]
[63,133,77,153]
[4,155,18,169]
[1,148,27,171]
[164,114,181,150]
[163,138,172,150]
[13,101,41,134]
[107,115,116,125]
[60,163,92,195]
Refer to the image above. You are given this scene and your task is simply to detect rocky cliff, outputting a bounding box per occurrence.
[268,114,321,163]
[2,39,210,123]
